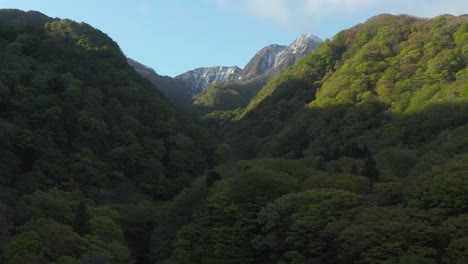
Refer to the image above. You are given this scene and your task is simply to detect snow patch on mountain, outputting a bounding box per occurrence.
[239,33,322,81]
[175,66,242,96]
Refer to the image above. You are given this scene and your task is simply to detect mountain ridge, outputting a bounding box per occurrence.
[175,66,242,96]
[127,33,322,111]
[224,14,468,159]
[240,33,322,81]
[239,44,288,81]
[126,57,193,106]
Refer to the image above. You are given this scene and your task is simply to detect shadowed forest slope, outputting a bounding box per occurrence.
[0,9,216,264]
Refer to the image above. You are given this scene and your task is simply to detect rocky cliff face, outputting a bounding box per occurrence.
[239,34,322,81]
[127,59,242,103]
[128,34,322,104]
[175,66,242,95]
[239,44,288,81]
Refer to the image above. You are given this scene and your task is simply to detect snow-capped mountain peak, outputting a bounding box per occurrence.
[175,66,242,96]
[290,33,321,55]
[239,44,288,81]
[131,33,323,100]
[239,33,322,81]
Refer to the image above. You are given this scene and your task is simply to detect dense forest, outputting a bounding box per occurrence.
[0,9,216,264]
[0,9,467,264]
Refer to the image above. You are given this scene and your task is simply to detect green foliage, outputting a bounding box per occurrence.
[1,10,468,264]
[302,172,371,193]
[437,214,468,263]
[72,202,90,236]
[443,237,468,264]
[222,14,468,162]
[24,189,75,223]
[254,189,361,263]
[0,9,215,263]
[90,216,124,243]
[165,162,302,263]
[3,231,42,261]
[210,164,299,214]
[82,235,132,264]
[166,14,468,264]
[5,218,86,263]
[375,147,417,179]
[0,8,212,198]
[193,78,267,113]
[405,154,468,212]
[213,143,233,165]
[338,207,437,263]
[150,177,208,263]
[361,157,380,186]
[56,256,80,264]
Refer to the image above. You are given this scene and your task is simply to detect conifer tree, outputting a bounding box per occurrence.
[362,157,379,187]
[72,201,90,236]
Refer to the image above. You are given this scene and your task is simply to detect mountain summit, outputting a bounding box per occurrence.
[239,33,322,81]
[128,34,322,104]
[239,44,288,81]
[289,33,322,55]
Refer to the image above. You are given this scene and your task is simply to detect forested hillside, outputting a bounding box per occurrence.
[126,58,193,107]
[159,14,468,264]
[0,9,467,264]
[0,9,216,264]
[224,14,468,160]
[192,77,268,116]
[192,34,321,118]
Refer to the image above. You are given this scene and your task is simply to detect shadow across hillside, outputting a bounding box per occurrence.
[222,100,468,160]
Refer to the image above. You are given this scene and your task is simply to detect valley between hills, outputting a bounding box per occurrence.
[0,9,467,264]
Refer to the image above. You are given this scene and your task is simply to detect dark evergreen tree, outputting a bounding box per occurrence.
[362,157,379,187]
[72,201,90,236]
[206,171,221,188]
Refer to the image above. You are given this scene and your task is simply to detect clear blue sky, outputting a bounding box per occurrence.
[1,0,467,76]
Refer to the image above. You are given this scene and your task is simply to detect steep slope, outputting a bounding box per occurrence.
[175,66,242,95]
[0,9,216,264]
[157,14,468,264]
[127,58,193,106]
[192,34,322,116]
[0,10,211,197]
[275,33,323,70]
[239,44,288,81]
[229,14,468,159]
[170,34,321,108]
[192,77,268,115]
[239,33,322,81]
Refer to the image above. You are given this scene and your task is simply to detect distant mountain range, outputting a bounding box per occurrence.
[175,66,242,96]
[128,33,322,105]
